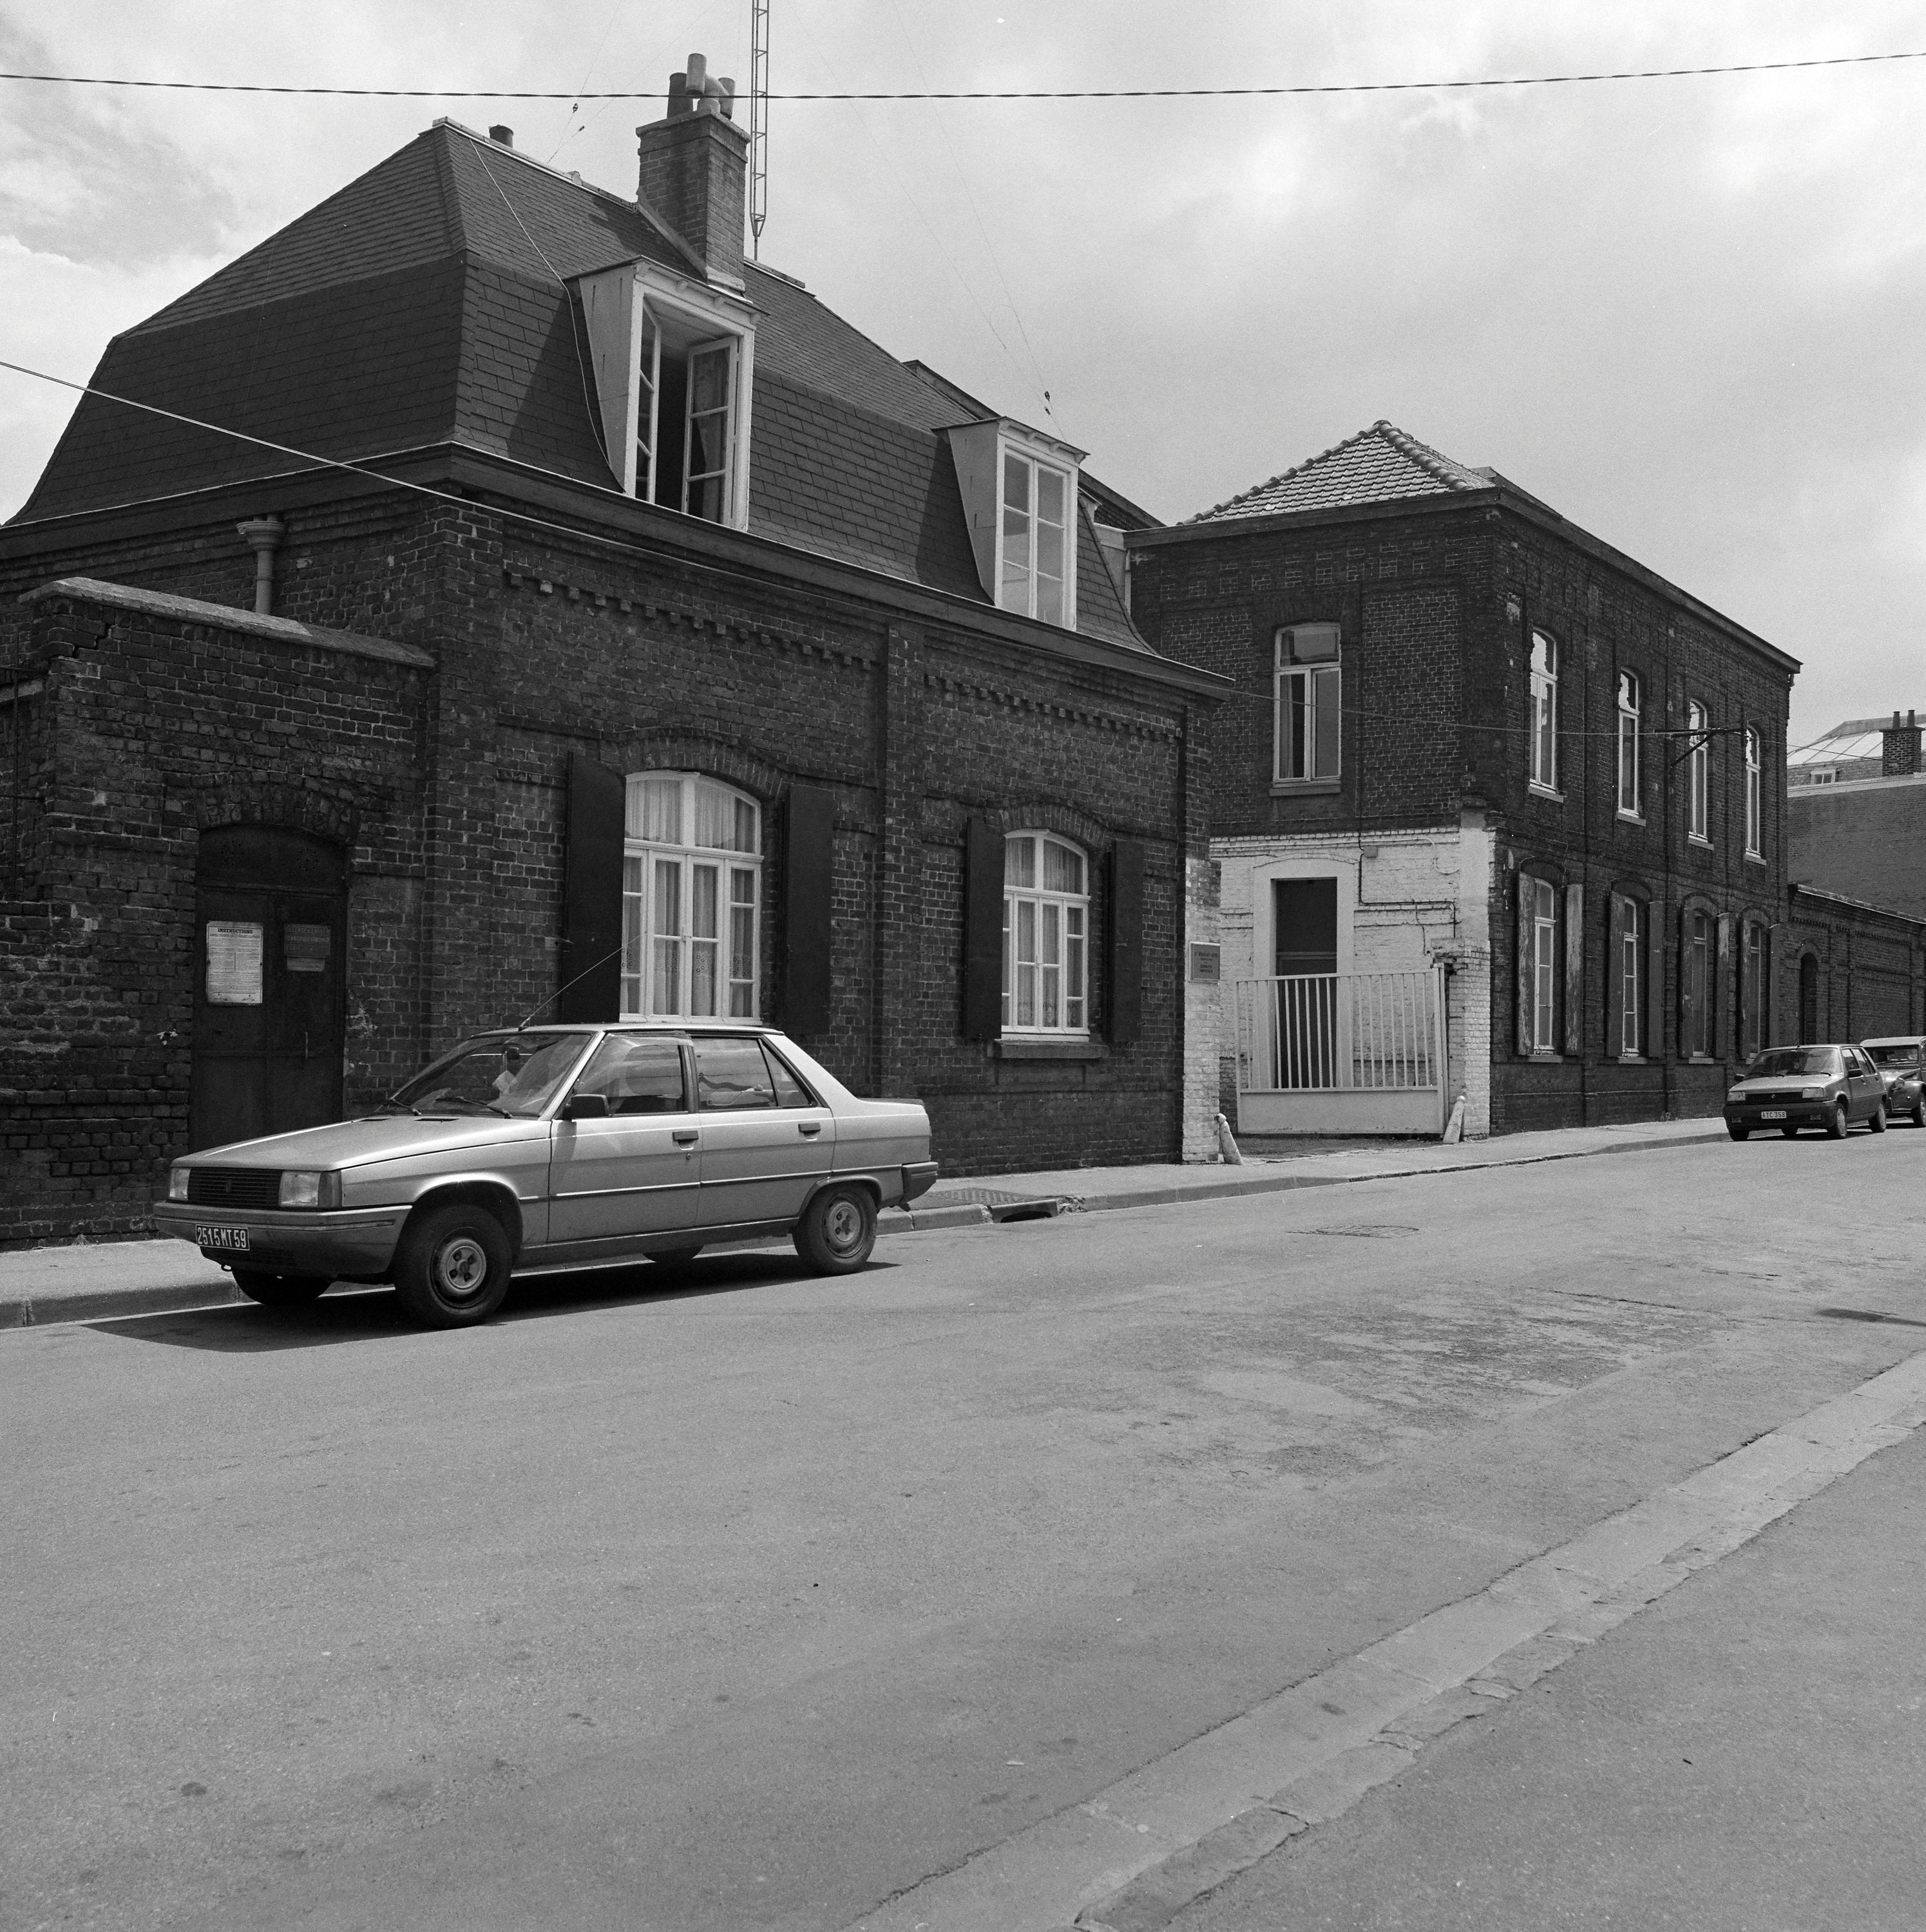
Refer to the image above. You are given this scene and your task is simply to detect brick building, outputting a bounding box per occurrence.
[1788,714,1926,922]
[1127,422,1798,1137]
[0,65,1224,1244]
[1783,884,1926,1044]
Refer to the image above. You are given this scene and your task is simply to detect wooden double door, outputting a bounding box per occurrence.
[189,827,347,1151]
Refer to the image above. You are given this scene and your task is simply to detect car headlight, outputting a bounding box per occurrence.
[1800,1086,1827,1101]
[1727,1088,1745,1103]
[278,1171,341,1209]
[167,1166,191,1202]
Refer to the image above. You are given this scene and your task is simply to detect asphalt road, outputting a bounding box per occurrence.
[5,1127,1925,1931]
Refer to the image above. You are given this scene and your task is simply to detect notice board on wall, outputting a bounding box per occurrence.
[205,921,265,1005]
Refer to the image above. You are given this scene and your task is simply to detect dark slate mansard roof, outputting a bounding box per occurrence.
[15,120,1146,652]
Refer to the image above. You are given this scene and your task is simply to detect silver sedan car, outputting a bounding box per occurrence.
[154,1024,938,1327]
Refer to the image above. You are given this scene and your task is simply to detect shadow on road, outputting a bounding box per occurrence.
[86,1251,890,1352]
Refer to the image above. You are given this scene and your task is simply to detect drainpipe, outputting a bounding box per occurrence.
[237,516,286,616]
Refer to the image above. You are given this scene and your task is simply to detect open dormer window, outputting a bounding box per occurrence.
[578,262,756,527]
[944,418,1085,629]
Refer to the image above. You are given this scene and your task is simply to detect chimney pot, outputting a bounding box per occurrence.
[635,52,748,285]
[488,124,513,147]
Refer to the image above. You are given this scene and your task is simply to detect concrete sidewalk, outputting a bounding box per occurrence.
[0,1115,1729,1329]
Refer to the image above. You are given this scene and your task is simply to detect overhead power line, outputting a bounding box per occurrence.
[0,47,1921,102]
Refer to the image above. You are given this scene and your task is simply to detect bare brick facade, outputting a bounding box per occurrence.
[1129,424,1800,1135]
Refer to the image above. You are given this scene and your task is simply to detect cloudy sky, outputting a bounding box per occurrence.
[2,2,1921,741]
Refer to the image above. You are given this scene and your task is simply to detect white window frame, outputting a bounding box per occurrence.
[1687,701,1711,844]
[1616,670,1642,820]
[1744,727,1762,858]
[1529,875,1558,1053]
[944,419,1085,630]
[1274,623,1342,784]
[1529,630,1559,796]
[998,446,1074,625]
[1001,832,1089,1036]
[1617,895,1644,1059]
[620,773,761,1021]
[577,262,757,529]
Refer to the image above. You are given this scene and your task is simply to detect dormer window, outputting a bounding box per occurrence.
[945,419,1086,630]
[577,261,757,527]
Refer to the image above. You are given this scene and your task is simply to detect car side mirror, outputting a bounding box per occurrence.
[562,1092,610,1121]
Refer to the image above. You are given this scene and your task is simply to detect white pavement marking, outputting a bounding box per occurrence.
[844,1346,1926,1932]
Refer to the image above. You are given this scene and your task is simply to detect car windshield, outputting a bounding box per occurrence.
[1744,1046,1842,1079]
[386,1032,589,1117]
[1865,1043,1923,1068]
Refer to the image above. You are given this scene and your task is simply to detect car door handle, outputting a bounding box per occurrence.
[797,1121,822,1137]
[672,1129,699,1146]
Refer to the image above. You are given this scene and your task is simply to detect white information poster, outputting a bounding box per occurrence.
[205,921,265,1005]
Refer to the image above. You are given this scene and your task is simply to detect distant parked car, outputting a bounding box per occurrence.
[153,1023,938,1327]
[1861,1036,1926,1127]
[1724,1044,1889,1141]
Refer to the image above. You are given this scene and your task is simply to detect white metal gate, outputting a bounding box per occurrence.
[1232,967,1447,1136]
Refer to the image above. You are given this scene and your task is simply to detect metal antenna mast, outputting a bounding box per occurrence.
[748,0,770,254]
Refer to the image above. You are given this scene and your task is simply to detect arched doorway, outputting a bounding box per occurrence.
[190,826,347,1150]
[1798,952,1819,1045]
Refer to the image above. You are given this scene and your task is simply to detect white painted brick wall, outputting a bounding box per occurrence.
[1211,822,1494,1137]
[1183,855,1223,1161]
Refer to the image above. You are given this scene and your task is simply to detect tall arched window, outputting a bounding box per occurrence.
[620,773,760,1019]
[1002,832,1088,1034]
[1686,700,1711,844]
[1529,631,1558,793]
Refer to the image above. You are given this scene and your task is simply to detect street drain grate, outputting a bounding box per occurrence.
[918,1187,1074,1222]
[1306,1223,1420,1239]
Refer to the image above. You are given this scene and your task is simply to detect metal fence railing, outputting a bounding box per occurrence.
[1234,969,1442,1094]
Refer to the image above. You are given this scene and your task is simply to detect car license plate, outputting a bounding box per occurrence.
[1759,1110,1787,1121]
[196,1225,251,1252]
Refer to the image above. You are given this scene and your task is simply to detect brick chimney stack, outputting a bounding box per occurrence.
[1882,709,1921,777]
[636,52,748,289]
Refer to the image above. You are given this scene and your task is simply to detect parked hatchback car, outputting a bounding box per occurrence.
[154,1023,938,1326]
[1723,1044,1889,1141]
[1861,1036,1926,1127]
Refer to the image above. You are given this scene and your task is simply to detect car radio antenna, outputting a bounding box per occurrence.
[513,945,627,1031]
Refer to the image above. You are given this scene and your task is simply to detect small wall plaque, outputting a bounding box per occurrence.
[1188,943,1221,984]
[285,923,332,974]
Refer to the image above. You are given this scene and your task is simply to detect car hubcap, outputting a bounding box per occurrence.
[435,1236,489,1300]
[825,1199,863,1253]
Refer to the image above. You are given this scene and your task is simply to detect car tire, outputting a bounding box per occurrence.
[792,1184,877,1275]
[392,1203,513,1328]
[1727,1124,1750,1141]
[1912,1099,1926,1128]
[1869,1102,1887,1134]
[1780,1126,1800,1138]
[650,1245,703,1267]
[233,1269,330,1307]
[1826,1101,1849,1139]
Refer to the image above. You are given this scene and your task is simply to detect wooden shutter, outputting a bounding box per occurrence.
[1106,840,1145,1046]
[1646,900,1666,1060]
[1562,882,1584,1057]
[559,752,625,1023]
[780,784,835,1036]
[1516,875,1535,1056]
[1677,904,1697,1059]
[1605,895,1623,1057]
[961,817,1004,1041]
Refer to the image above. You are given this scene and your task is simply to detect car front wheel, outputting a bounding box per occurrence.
[393,1204,512,1327]
[1826,1101,1849,1139]
[1869,1101,1887,1134]
[233,1269,329,1307]
[1727,1122,1750,1141]
[1911,1097,1926,1128]
[793,1184,877,1274]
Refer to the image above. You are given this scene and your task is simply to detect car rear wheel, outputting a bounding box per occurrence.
[1869,1102,1887,1134]
[1727,1123,1750,1141]
[1826,1101,1849,1139]
[650,1245,703,1267]
[233,1269,329,1307]
[793,1184,877,1274]
[1911,1099,1926,1128]
[393,1204,512,1328]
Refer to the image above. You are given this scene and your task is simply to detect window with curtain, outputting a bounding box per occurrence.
[1614,894,1644,1057]
[1744,728,1762,858]
[1525,874,1559,1052]
[1274,623,1341,783]
[1616,670,1641,818]
[1687,701,1711,843]
[620,773,759,1019]
[1683,907,1713,1056]
[1002,832,1088,1034]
